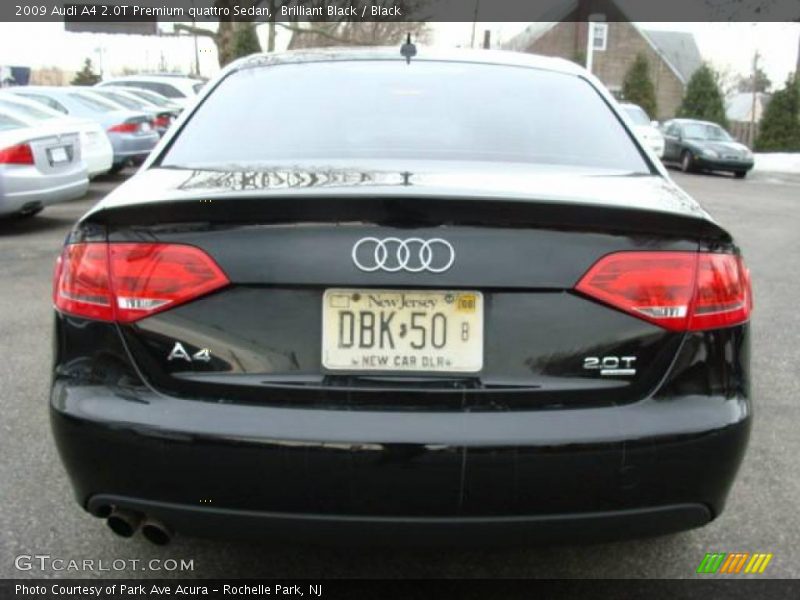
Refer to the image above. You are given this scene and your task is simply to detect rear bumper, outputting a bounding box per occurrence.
[84,147,114,178]
[87,495,711,545]
[51,378,751,544]
[0,175,88,215]
[109,132,159,163]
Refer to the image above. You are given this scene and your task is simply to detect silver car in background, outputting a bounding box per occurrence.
[109,86,183,114]
[6,86,159,174]
[0,93,113,178]
[0,111,88,218]
[97,74,205,109]
[88,88,179,136]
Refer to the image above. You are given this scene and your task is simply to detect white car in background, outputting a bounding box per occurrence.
[0,92,113,178]
[620,102,665,158]
[97,75,205,109]
[0,111,88,217]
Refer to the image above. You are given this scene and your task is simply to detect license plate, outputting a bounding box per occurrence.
[48,146,69,164]
[322,289,483,373]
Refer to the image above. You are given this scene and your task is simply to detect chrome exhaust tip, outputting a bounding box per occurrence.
[106,508,142,538]
[141,517,173,546]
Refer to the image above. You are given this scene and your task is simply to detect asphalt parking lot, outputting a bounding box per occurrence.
[1,167,798,579]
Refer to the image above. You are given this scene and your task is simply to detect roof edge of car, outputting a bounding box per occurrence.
[229,46,586,77]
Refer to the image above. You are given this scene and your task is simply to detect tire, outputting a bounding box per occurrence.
[734,171,747,179]
[680,151,694,173]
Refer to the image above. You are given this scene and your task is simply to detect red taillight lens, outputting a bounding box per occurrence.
[107,122,139,134]
[153,115,170,128]
[54,244,114,321]
[0,143,34,165]
[54,243,229,323]
[575,251,751,332]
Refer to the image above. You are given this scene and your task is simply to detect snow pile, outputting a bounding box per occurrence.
[754,153,800,174]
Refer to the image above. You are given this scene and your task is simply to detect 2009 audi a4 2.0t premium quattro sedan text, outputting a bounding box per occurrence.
[51,48,752,546]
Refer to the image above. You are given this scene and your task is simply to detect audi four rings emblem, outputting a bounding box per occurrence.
[351,237,455,273]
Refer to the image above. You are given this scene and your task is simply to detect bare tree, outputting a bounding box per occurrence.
[176,0,430,67]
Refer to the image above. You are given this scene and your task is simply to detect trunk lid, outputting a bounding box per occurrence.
[82,166,728,410]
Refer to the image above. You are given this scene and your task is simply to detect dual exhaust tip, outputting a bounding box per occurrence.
[100,506,173,545]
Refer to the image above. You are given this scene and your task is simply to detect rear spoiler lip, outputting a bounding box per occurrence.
[79,194,731,245]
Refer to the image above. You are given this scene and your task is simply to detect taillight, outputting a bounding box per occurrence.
[107,122,139,134]
[53,243,229,323]
[575,251,751,332]
[153,115,170,128]
[0,143,34,165]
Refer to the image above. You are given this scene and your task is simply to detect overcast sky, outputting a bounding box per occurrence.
[0,21,797,90]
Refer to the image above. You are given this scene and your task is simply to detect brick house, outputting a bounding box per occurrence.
[502,0,702,120]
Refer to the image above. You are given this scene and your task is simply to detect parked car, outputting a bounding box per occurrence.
[88,88,179,136]
[7,86,160,174]
[51,48,752,546]
[0,110,88,217]
[620,102,665,158]
[661,118,754,178]
[97,75,205,109]
[104,86,183,114]
[0,92,113,178]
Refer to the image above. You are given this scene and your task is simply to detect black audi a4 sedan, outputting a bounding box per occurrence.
[51,48,752,546]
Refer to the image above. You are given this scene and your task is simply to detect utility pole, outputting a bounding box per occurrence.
[470,0,480,48]
[796,30,800,77]
[749,50,760,148]
[190,0,200,76]
[585,22,594,73]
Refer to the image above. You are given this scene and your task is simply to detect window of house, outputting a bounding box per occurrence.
[592,22,608,51]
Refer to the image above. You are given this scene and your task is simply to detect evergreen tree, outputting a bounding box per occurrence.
[755,74,800,152]
[678,64,728,128]
[232,24,262,60]
[622,54,657,118]
[71,58,101,86]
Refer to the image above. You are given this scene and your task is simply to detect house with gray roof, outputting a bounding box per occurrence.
[501,0,703,120]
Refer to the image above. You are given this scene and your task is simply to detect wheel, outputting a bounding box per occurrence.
[680,151,694,173]
[734,170,747,179]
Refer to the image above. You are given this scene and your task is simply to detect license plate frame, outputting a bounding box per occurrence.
[321,288,484,374]
[48,146,69,165]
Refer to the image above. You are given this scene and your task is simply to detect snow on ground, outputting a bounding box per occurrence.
[754,153,800,174]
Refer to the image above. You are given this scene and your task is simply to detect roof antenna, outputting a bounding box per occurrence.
[400,33,417,64]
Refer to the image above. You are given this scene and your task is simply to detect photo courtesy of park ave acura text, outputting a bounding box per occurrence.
[1,0,799,590]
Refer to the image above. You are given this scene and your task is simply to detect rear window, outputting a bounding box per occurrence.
[128,89,172,107]
[95,90,146,110]
[69,93,115,113]
[130,81,184,99]
[161,61,649,172]
[0,98,56,120]
[0,113,25,131]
